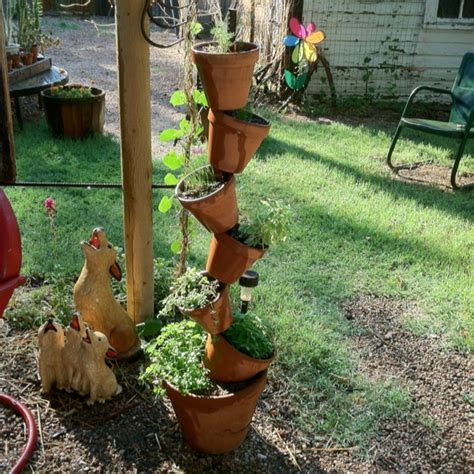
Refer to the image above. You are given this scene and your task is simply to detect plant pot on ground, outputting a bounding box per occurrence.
[206,200,291,284]
[162,267,232,335]
[208,109,271,174]
[41,85,105,139]
[176,165,238,234]
[142,320,267,454]
[204,311,275,382]
[21,51,33,65]
[191,39,259,111]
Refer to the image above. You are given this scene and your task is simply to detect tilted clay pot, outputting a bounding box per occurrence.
[208,110,271,174]
[191,41,259,111]
[164,370,267,454]
[180,280,233,335]
[206,231,265,284]
[204,334,275,382]
[176,165,238,234]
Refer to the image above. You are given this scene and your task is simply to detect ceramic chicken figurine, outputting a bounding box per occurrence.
[38,319,68,393]
[81,328,121,405]
[73,228,141,359]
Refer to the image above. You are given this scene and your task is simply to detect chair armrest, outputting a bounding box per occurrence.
[401,86,453,118]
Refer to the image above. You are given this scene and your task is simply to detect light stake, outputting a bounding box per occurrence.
[239,270,259,314]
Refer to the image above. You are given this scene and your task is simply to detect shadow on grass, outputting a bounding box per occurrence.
[257,134,473,223]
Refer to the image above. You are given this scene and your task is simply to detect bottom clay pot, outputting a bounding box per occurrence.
[164,370,267,454]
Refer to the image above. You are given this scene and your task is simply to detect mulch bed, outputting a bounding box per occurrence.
[1,294,472,472]
[343,295,473,473]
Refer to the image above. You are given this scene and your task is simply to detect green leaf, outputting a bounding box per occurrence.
[284,70,307,90]
[170,91,187,107]
[190,21,203,36]
[179,118,190,134]
[170,240,182,254]
[193,90,208,107]
[160,128,180,142]
[158,196,172,213]
[163,151,183,170]
[164,173,179,185]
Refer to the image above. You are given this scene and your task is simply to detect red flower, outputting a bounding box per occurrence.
[44,197,56,217]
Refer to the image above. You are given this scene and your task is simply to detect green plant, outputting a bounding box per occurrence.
[141,320,212,396]
[49,86,94,99]
[236,199,291,249]
[162,267,220,315]
[210,19,234,53]
[222,311,274,359]
[180,166,225,198]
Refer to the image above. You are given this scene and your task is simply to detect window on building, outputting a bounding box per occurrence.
[437,0,474,19]
[425,0,474,27]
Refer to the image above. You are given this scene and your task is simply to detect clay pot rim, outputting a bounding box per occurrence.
[213,229,266,260]
[41,85,105,100]
[212,333,276,364]
[192,41,259,57]
[179,271,227,314]
[163,369,267,401]
[210,109,271,130]
[176,165,234,203]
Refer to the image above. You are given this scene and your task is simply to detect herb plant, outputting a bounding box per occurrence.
[210,19,234,53]
[162,267,220,315]
[141,320,212,396]
[236,200,291,249]
[222,312,274,360]
[181,166,225,199]
[49,86,94,99]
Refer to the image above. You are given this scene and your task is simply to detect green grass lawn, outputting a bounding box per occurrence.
[5,113,473,451]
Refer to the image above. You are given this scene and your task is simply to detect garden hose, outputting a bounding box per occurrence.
[0,393,38,473]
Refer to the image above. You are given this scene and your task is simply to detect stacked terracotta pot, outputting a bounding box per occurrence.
[168,40,274,454]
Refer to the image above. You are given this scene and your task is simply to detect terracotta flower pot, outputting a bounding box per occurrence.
[176,165,238,234]
[21,52,33,66]
[30,45,39,63]
[164,370,267,454]
[41,85,105,139]
[191,41,259,111]
[180,281,233,335]
[204,334,275,382]
[206,231,265,284]
[208,110,271,174]
[7,58,13,73]
[11,54,21,69]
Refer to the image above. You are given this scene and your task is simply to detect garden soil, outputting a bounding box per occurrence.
[1,290,472,472]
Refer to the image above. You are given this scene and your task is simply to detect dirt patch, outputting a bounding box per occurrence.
[342,295,473,472]
[393,163,474,190]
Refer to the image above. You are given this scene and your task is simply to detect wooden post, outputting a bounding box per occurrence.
[115,0,154,323]
[0,1,16,183]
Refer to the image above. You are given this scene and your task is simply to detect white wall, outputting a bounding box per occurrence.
[303,0,474,100]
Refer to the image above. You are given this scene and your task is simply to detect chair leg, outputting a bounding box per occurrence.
[450,135,469,190]
[386,124,403,170]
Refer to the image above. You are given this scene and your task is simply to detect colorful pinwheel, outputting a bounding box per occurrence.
[284,18,325,64]
[283,17,326,90]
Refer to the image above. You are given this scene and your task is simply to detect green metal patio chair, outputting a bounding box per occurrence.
[387,51,474,190]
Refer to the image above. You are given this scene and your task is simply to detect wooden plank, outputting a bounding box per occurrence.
[8,57,52,85]
[115,0,154,324]
[0,1,15,183]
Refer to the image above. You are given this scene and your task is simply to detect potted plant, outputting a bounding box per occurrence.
[176,164,238,234]
[41,85,106,139]
[191,20,259,111]
[204,311,274,382]
[161,267,232,335]
[206,199,291,284]
[141,320,267,454]
[208,108,271,174]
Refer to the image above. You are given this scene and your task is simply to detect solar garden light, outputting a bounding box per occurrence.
[239,270,259,314]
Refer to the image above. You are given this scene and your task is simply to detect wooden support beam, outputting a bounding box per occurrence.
[0,1,16,183]
[115,0,154,323]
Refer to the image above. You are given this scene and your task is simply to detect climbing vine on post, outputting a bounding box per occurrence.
[157,5,208,276]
